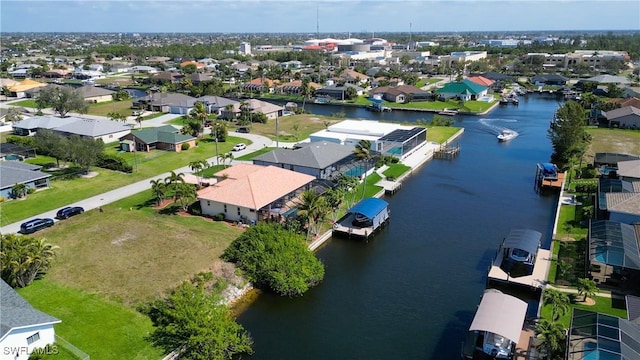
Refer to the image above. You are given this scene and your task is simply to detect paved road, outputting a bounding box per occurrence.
[0,128,276,235]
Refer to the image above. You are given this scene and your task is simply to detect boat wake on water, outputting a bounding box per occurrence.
[478,118,520,140]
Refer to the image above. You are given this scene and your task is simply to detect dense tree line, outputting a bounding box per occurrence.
[34,129,105,172]
[222,223,325,297]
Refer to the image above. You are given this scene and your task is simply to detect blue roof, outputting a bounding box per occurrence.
[348,198,389,219]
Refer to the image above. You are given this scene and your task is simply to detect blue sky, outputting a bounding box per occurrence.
[1,0,639,33]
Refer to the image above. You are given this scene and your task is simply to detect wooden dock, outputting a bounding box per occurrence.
[434,142,460,160]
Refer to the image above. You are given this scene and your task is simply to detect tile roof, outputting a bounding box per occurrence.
[466,76,495,87]
[372,85,427,96]
[617,160,640,179]
[196,96,239,108]
[605,106,640,120]
[197,164,315,209]
[0,279,60,339]
[0,161,51,189]
[605,193,640,215]
[253,141,354,169]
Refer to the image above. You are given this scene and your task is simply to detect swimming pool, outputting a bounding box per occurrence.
[343,167,366,178]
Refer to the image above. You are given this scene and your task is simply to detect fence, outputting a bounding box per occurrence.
[55,334,90,360]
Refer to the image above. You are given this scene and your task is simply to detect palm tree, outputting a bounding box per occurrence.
[300,78,311,111]
[1,235,60,288]
[543,289,570,321]
[536,319,566,359]
[189,160,208,186]
[297,190,327,240]
[165,171,185,200]
[223,152,234,167]
[11,183,28,199]
[150,179,167,206]
[189,101,208,138]
[353,139,374,199]
[108,112,127,122]
[173,183,197,211]
[135,114,143,129]
[577,278,598,303]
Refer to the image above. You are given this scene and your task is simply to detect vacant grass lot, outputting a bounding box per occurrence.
[28,190,243,306]
[19,279,164,360]
[585,128,640,162]
[1,138,247,226]
[249,113,340,141]
[86,100,134,117]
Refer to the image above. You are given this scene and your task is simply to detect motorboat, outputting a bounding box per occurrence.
[438,109,458,116]
[497,129,518,142]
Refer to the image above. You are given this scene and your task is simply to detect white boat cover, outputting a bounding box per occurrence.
[469,289,528,343]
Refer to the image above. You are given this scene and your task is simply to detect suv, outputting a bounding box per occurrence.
[20,218,54,234]
[56,206,84,219]
[236,126,250,133]
[232,143,247,151]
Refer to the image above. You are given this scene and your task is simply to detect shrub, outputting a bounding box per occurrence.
[181,143,191,151]
[214,213,225,221]
[95,153,133,173]
[26,187,35,194]
[0,196,5,202]
[6,135,37,149]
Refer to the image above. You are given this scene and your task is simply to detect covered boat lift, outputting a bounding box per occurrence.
[487,229,549,289]
[332,197,390,239]
[462,289,528,359]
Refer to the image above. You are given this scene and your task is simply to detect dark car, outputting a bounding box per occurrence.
[56,206,84,219]
[20,218,54,234]
[236,126,250,133]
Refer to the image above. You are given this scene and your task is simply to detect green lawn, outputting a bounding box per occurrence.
[1,137,249,226]
[200,164,227,178]
[235,147,275,160]
[547,239,561,283]
[86,100,134,117]
[540,295,628,328]
[353,173,383,198]
[382,163,411,179]
[426,126,462,144]
[10,99,38,108]
[18,279,165,360]
[585,128,640,163]
[557,203,589,240]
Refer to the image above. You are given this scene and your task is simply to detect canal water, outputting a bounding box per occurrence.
[237,95,561,359]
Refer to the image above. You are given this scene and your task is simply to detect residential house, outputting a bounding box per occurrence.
[434,79,488,101]
[134,93,198,114]
[119,125,196,152]
[224,99,283,120]
[0,280,61,357]
[145,56,170,64]
[597,177,640,223]
[13,115,131,143]
[76,85,115,103]
[196,96,239,115]
[617,160,640,181]
[466,76,495,87]
[41,69,72,79]
[280,60,303,69]
[232,63,250,75]
[252,141,357,180]
[189,73,213,84]
[131,65,158,74]
[180,61,206,70]
[239,78,276,94]
[315,83,364,100]
[370,85,430,103]
[6,79,48,98]
[530,74,568,86]
[275,80,321,96]
[152,71,183,84]
[197,163,316,223]
[0,161,51,199]
[260,59,280,68]
[604,106,640,129]
[338,69,369,86]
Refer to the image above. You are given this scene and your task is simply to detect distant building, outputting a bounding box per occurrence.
[239,42,252,56]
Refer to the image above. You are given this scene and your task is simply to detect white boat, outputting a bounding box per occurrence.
[438,109,458,116]
[497,130,518,142]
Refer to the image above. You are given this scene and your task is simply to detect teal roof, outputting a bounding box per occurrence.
[131,125,195,144]
[435,79,487,95]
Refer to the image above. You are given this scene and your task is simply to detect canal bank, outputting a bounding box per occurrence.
[237,94,561,360]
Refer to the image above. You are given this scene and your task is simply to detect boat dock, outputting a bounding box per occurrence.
[434,142,461,160]
[332,198,390,239]
[487,248,552,289]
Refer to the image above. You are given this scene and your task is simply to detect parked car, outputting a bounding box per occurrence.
[232,143,247,151]
[56,206,84,219]
[236,126,250,133]
[20,218,54,234]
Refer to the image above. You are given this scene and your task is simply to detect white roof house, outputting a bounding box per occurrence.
[13,115,131,143]
[309,119,415,149]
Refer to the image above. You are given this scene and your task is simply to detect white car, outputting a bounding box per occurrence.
[232,143,247,151]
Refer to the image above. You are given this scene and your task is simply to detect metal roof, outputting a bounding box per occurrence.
[589,220,640,270]
[0,161,50,189]
[347,198,389,220]
[253,141,354,169]
[502,229,542,256]
[468,289,528,343]
[378,127,426,143]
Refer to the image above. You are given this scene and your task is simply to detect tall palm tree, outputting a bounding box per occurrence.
[543,289,570,321]
[300,78,311,112]
[173,183,197,211]
[297,190,327,240]
[535,319,566,359]
[150,179,167,206]
[165,171,185,200]
[577,278,598,303]
[353,139,374,199]
[189,160,208,186]
[189,101,208,138]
